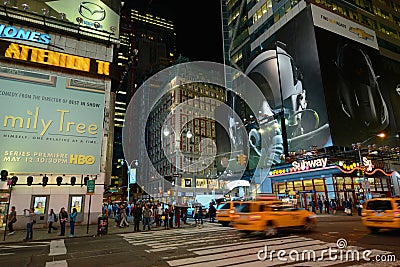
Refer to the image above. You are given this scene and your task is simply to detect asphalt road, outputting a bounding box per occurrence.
[0,217,399,267]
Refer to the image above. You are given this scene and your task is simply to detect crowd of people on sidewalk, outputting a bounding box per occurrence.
[307,197,365,216]
[5,206,79,241]
[4,200,216,241]
[103,201,191,231]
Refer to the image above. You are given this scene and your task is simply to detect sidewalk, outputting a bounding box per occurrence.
[315,212,363,222]
[0,218,199,244]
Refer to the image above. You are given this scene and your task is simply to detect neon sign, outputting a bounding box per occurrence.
[270,158,329,176]
[4,43,110,76]
[0,24,50,45]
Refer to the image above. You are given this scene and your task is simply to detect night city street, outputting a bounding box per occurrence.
[0,215,399,266]
[2,0,400,267]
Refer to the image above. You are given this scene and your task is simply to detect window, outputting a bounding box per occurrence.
[314,179,325,192]
[217,203,230,210]
[366,200,392,211]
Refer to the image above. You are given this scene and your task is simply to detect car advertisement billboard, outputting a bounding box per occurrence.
[0,66,105,174]
[313,6,400,146]
[6,0,120,38]
[245,7,332,153]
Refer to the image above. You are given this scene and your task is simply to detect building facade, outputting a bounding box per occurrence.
[0,0,119,229]
[146,79,227,204]
[110,4,176,202]
[222,0,400,200]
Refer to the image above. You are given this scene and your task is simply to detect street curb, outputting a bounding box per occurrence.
[0,222,200,245]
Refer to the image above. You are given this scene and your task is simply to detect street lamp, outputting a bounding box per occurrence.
[163,126,192,204]
[120,159,139,203]
[352,133,385,199]
[275,41,289,159]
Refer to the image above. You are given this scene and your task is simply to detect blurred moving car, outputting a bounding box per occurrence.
[232,200,317,237]
[361,197,400,233]
[216,201,241,227]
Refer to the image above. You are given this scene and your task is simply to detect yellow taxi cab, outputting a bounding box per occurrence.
[216,201,241,227]
[232,200,317,237]
[361,197,400,233]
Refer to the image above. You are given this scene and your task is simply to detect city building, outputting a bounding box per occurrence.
[146,78,227,204]
[109,3,176,202]
[0,0,119,229]
[222,0,400,202]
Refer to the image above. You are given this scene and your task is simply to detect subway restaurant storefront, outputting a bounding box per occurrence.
[268,157,393,209]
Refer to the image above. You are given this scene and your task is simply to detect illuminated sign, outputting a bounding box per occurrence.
[0,69,105,174]
[79,2,106,21]
[292,158,327,171]
[46,0,120,37]
[363,157,374,172]
[3,43,110,76]
[0,24,51,45]
[270,158,328,176]
[311,5,378,49]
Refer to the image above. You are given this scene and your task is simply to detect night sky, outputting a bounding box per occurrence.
[125,0,223,63]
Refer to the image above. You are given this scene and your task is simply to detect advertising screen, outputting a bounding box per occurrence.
[244,7,332,153]
[313,6,400,146]
[6,0,120,38]
[0,67,105,174]
[71,196,83,213]
[33,196,46,214]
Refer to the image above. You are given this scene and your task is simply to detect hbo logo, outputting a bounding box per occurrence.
[69,154,95,165]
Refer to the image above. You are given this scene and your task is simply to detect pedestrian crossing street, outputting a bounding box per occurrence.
[120,225,398,267]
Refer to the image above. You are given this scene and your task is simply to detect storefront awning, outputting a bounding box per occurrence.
[269,166,341,182]
[226,180,250,191]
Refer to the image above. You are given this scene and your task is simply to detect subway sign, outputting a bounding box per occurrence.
[0,24,51,45]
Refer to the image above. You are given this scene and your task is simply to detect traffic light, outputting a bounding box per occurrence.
[70,176,76,186]
[42,175,48,186]
[83,176,89,186]
[56,176,63,186]
[237,154,247,165]
[1,170,8,181]
[11,176,18,186]
[27,176,33,186]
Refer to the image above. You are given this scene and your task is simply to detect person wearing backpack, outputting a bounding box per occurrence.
[7,206,16,235]
[47,209,58,233]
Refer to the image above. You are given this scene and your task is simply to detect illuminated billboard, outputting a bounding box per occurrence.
[7,0,120,38]
[245,7,332,153]
[313,6,400,146]
[0,67,105,174]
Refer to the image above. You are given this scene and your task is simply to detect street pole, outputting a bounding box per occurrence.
[86,194,91,234]
[276,41,289,159]
[127,165,131,203]
[3,183,12,241]
[353,133,385,200]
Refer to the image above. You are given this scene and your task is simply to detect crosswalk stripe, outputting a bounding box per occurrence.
[142,235,241,249]
[0,253,15,256]
[192,237,312,256]
[45,260,68,267]
[168,242,327,267]
[121,225,396,267]
[187,235,302,253]
[167,240,324,267]
[49,240,67,256]
[123,234,238,246]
